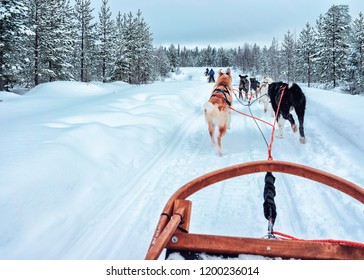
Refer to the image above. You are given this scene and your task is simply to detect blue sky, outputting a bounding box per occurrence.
[90,0,364,48]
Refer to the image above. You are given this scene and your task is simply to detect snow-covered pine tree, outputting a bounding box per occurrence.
[134,9,154,84]
[179,46,189,67]
[112,10,154,84]
[113,12,137,83]
[348,12,364,94]
[260,46,269,77]
[215,47,228,67]
[153,46,171,79]
[112,12,127,82]
[167,44,180,71]
[321,4,351,87]
[267,38,281,80]
[251,44,261,76]
[26,0,43,86]
[312,14,327,84]
[0,0,30,90]
[74,0,96,82]
[297,22,316,86]
[40,0,75,83]
[241,43,253,73]
[96,0,115,83]
[281,30,296,82]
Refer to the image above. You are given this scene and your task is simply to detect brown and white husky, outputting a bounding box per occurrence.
[204,68,233,156]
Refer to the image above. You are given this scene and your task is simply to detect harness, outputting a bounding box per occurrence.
[210,84,232,106]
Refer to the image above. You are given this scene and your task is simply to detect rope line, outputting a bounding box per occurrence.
[228,85,286,160]
[273,231,364,249]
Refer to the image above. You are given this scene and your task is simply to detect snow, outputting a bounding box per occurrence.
[0,67,363,260]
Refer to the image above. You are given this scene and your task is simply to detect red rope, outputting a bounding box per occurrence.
[267,85,286,160]
[228,105,273,128]
[228,85,286,160]
[273,231,364,248]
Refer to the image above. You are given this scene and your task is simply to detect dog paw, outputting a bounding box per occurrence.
[291,124,298,133]
[299,137,307,144]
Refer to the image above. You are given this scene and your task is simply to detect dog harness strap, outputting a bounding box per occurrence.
[210,92,231,106]
[212,84,232,106]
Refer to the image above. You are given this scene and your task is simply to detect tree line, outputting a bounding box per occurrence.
[1,2,363,94]
[167,5,363,94]
[1,0,154,90]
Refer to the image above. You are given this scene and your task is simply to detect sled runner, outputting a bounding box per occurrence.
[145,160,364,260]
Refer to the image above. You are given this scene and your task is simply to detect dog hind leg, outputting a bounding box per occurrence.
[217,125,227,156]
[282,112,297,133]
[208,121,216,147]
[295,107,306,144]
[277,117,286,138]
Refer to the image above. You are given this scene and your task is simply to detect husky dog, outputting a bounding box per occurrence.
[204,68,233,156]
[261,77,274,116]
[268,82,307,144]
[238,74,250,100]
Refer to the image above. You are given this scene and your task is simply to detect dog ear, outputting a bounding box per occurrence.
[226,68,231,76]
[218,69,223,76]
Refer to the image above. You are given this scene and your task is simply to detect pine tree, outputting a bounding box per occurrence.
[134,10,154,84]
[26,0,42,86]
[0,0,30,90]
[242,43,252,73]
[112,12,128,82]
[281,30,296,82]
[215,47,226,67]
[260,46,270,77]
[167,44,179,71]
[322,5,351,87]
[96,0,115,83]
[42,0,75,82]
[251,44,261,76]
[348,12,364,93]
[74,0,96,82]
[112,10,154,84]
[313,14,327,84]
[268,38,281,80]
[113,12,137,83]
[153,46,170,79]
[23,0,76,86]
[297,23,316,86]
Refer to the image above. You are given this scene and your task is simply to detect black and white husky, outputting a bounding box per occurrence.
[268,82,307,144]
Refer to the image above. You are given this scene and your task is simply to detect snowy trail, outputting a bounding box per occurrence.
[0,68,363,260]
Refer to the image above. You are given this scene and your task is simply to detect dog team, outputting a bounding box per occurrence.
[204,68,306,156]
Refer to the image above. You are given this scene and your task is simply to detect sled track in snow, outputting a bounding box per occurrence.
[75,103,205,258]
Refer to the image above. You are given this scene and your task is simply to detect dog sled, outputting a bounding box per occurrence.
[145,160,364,260]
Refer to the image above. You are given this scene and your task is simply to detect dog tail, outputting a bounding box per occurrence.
[289,83,306,108]
[204,101,220,122]
[204,101,217,113]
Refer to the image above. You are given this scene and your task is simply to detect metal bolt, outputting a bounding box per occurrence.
[171,236,178,243]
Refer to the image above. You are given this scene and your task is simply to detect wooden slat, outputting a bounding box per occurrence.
[166,232,364,260]
[145,214,181,260]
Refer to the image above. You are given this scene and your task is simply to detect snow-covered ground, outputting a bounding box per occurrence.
[0,67,363,260]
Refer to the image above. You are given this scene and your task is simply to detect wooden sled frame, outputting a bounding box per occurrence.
[145,160,364,260]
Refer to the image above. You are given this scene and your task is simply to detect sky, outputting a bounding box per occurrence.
[89,0,364,49]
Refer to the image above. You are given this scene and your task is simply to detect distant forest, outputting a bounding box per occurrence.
[1,1,363,94]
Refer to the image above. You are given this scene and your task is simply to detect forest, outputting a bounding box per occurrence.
[1,1,364,94]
